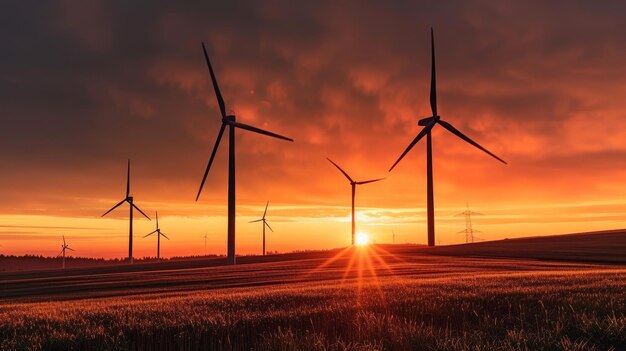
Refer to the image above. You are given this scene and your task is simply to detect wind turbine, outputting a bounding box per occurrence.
[102,159,151,263]
[203,233,208,254]
[327,158,384,245]
[195,43,294,265]
[143,211,169,259]
[249,201,273,256]
[389,28,506,247]
[57,235,74,269]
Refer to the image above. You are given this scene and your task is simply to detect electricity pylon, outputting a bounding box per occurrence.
[457,203,483,243]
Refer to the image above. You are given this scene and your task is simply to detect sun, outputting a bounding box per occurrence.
[355,232,370,246]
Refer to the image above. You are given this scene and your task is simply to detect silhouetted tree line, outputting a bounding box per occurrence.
[0,254,223,272]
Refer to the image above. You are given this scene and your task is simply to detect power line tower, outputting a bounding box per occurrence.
[456,203,483,243]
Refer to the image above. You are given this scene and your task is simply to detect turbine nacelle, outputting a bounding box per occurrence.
[223,115,236,124]
[418,115,440,126]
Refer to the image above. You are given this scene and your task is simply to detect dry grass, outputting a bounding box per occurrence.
[427,229,626,264]
[1,243,626,350]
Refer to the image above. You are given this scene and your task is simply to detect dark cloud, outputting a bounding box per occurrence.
[0,0,625,220]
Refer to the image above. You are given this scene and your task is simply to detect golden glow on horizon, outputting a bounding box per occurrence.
[1,200,626,258]
[355,232,370,246]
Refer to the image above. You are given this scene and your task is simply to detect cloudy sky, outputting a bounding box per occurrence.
[1,1,625,258]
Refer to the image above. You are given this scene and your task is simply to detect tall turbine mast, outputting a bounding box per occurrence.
[388,28,506,247]
[195,43,293,265]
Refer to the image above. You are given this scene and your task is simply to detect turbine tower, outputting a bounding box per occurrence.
[327,158,384,245]
[389,28,506,247]
[143,211,169,259]
[102,159,151,264]
[57,235,74,269]
[457,203,483,243]
[195,43,293,265]
[249,201,273,256]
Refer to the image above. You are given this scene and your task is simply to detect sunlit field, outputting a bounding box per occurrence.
[2,233,626,350]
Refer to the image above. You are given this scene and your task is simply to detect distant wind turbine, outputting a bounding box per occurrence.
[327,158,384,245]
[388,28,506,247]
[203,233,208,254]
[249,201,273,256]
[102,159,151,264]
[57,235,74,269]
[143,211,169,259]
[195,43,294,265]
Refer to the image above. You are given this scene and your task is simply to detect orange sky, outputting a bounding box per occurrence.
[1,1,626,258]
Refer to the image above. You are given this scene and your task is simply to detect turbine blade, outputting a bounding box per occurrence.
[437,119,507,165]
[265,221,274,232]
[156,211,159,229]
[161,233,170,240]
[63,235,66,246]
[388,123,434,172]
[249,219,263,223]
[326,158,353,183]
[231,121,294,142]
[430,28,437,117]
[263,201,269,219]
[144,230,157,237]
[102,199,126,217]
[132,203,151,220]
[201,42,226,118]
[126,159,131,197]
[196,123,226,201]
[67,247,75,251]
[356,177,385,185]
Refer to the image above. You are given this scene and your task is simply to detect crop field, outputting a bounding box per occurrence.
[2,233,626,350]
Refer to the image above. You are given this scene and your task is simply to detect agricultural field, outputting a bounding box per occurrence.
[2,232,626,350]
